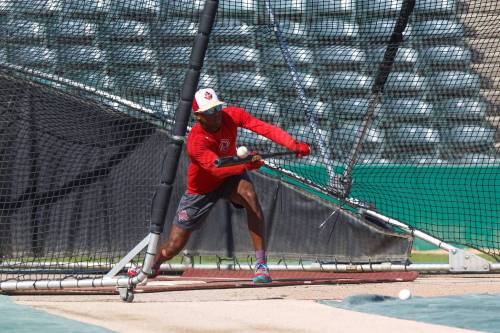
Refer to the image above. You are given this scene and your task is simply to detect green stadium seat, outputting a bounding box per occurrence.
[315,46,366,68]
[353,153,388,164]
[65,70,115,91]
[414,0,458,16]
[269,0,307,16]
[101,19,150,42]
[286,125,332,148]
[9,46,57,69]
[157,46,192,67]
[310,19,359,40]
[360,19,412,42]
[160,68,185,95]
[218,0,256,18]
[263,46,314,67]
[273,20,308,41]
[130,96,176,118]
[357,0,402,18]
[434,98,486,120]
[199,72,219,89]
[236,97,280,121]
[387,125,439,148]
[167,0,204,16]
[450,153,499,166]
[162,69,218,95]
[110,46,157,68]
[426,71,481,96]
[218,72,270,94]
[274,72,319,94]
[113,71,166,95]
[381,98,433,122]
[413,20,465,41]
[420,46,472,69]
[153,19,198,42]
[331,149,387,164]
[307,0,355,17]
[367,47,418,70]
[212,19,256,42]
[14,0,61,16]
[61,1,110,18]
[384,73,426,95]
[53,19,99,43]
[332,98,382,120]
[5,20,47,43]
[110,0,160,21]
[321,72,373,95]
[278,98,332,123]
[441,125,495,148]
[0,48,7,62]
[395,153,443,165]
[332,121,385,150]
[58,46,106,69]
[212,46,259,66]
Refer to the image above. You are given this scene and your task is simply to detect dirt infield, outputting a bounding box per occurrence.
[9,274,500,333]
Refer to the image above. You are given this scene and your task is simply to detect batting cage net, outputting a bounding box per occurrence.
[0,0,499,284]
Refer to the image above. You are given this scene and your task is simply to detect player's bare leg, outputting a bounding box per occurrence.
[128,225,191,278]
[230,177,272,283]
[230,178,265,250]
[153,225,192,268]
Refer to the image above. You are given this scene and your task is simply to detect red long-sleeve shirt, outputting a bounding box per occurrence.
[186,106,297,194]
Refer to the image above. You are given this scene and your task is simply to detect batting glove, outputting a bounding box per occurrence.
[245,159,264,170]
[294,142,310,158]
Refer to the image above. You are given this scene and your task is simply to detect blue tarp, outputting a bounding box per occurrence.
[0,296,114,333]
[319,293,500,333]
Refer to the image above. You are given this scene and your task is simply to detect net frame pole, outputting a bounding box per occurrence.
[136,0,220,280]
[341,0,416,197]
[263,0,343,196]
[149,0,219,235]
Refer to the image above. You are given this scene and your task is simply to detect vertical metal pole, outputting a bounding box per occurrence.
[127,0,219,283]
[341,0,416,197]
[149,0,219,236]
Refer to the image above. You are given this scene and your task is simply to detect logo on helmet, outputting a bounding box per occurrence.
[204,91,213,100]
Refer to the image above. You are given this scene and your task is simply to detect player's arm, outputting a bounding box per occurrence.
[233,107,310,156]
[187,138,262,176]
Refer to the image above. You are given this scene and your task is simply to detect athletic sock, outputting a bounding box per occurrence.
[255,250,266,264]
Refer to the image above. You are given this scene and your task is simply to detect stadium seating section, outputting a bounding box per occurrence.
[0,0,495,165]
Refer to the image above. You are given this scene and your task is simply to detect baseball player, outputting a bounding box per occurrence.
[129,88,310,283]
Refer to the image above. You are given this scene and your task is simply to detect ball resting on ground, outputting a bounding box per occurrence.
[398,289,412,300]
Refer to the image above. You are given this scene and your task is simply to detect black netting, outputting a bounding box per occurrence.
[0,0,499,284]
[0,70,170,282]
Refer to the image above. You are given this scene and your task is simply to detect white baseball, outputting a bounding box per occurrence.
[237,146,249,158]
[398,289,412,300]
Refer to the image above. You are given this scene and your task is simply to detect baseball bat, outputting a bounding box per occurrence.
[214,151,295,168]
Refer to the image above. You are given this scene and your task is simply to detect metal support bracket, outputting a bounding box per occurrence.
[105,234,150,278]
[449,248,491,272]
[117,287,135,302]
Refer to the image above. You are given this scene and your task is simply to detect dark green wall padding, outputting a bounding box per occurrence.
[262,164,500,254]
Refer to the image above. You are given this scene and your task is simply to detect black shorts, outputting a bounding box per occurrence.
[173,172,251,231]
